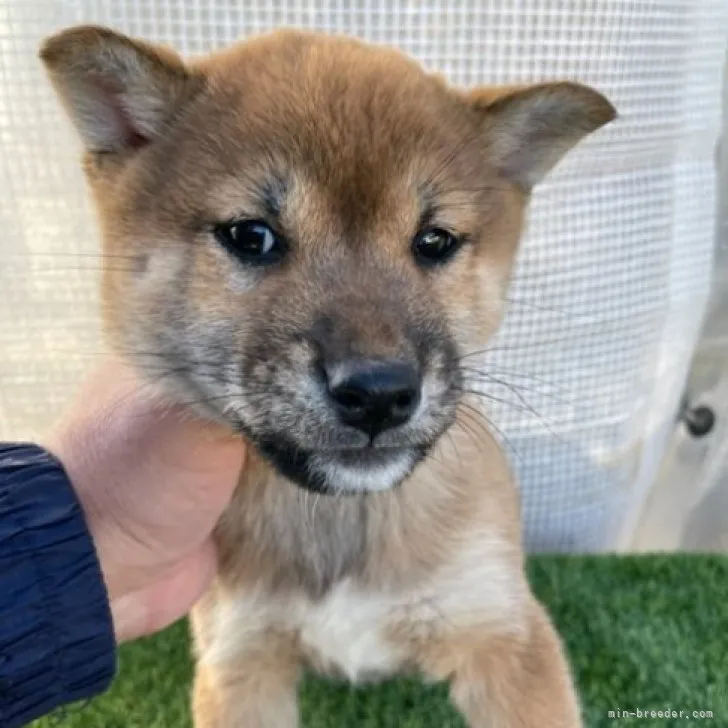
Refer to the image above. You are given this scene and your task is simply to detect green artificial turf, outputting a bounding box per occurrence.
[34,555,727,727]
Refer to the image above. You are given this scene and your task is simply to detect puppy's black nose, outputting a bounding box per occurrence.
[326,359,421,437]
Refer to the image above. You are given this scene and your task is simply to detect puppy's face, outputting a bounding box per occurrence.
[41,27,614,493]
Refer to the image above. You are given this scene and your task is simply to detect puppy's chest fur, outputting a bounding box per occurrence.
[204,540,524,683]
[211,579,412,681]
[199,449,525,683]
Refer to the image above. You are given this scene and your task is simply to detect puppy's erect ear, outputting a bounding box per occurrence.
[465,82,616,190]
[39,25,199,153]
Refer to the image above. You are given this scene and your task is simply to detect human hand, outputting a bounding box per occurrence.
[45,358,245,643]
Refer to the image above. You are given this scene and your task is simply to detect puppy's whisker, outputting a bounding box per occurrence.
[459,365,570,394]
[503,295,597,321]
[457,387,563,445]
[454,387,533,416]
[461,372,574,407]
[461,376,572,408]
[456,324,608,360]
[455,400,523,465]
[15,252,141,259]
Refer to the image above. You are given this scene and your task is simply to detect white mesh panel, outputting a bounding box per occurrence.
[1,1,725,551]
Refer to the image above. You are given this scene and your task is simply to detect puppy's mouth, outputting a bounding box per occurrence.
[256,434,430,494]
[325,447,408,467]
[206,348,461,494]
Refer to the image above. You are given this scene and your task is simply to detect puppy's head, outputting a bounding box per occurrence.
[40,26,615,493]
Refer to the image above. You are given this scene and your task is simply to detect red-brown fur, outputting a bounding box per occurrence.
[41,25,615,727]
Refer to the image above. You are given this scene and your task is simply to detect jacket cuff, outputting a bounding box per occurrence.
[0,443,116,728]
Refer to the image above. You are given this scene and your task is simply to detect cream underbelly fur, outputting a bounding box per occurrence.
[193,431,529,683]
[201,533,526,682]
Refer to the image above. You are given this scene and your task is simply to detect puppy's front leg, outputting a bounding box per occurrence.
[192,642,300,728]
[426,600,582,728]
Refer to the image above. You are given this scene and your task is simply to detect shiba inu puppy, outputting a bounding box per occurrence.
[41,24,614,727]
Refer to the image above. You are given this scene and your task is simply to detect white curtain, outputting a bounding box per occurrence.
[1,0,726,551]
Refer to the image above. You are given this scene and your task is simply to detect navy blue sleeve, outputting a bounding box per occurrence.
[0,443,117,728]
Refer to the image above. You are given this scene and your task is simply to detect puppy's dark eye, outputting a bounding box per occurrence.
[412,227,462,266]
[214,220,286,265]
